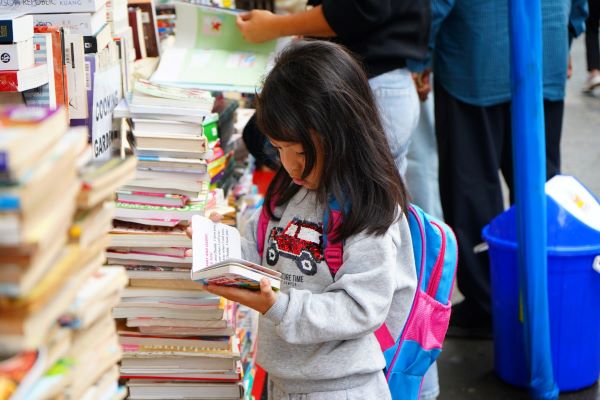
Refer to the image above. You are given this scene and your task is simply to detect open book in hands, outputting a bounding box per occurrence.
[191,215,281,290]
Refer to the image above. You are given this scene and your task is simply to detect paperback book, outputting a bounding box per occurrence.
[191,215,281,290]
[151,4,284,92]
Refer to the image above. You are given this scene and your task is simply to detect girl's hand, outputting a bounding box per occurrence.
[204,278,277,314]
[236,10,282,43]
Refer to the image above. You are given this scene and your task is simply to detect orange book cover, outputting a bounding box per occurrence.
[33,26,69,116]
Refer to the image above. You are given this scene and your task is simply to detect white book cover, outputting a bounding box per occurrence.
[32,7,107,36]
[0,13,33,44]
[1,0,107,14]
[23,33,56,108]
[64,33,87,119]
[191,215,281,290]
[0,38,34,71]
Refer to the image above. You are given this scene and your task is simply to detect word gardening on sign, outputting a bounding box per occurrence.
[92,64,121,160]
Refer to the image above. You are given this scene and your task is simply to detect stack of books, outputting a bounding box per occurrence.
[0,105,126,399]
[0,13,49,92]
[109,78,248,398]
[113,79,216,225]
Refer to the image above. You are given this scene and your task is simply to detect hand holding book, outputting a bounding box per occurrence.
[189,215,280,314]
[204,277,277,314]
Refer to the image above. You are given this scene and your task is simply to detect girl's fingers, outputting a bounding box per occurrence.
[209,212,223,223]
[186,226,193,239]
[260,278,273,295]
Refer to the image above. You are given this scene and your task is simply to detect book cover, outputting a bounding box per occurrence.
[128,6,146,60]
[1,0,107,14]
[127,0,160,57]
[0,38,34,71]
[0,13,33,44]
[151,4,281,93]
[0,63,48,92]
[31,8,107,36]
[114,201,207,222]
[0,350,47,399]
[64,33,87,119]
[0,106,67,177]
[190,215,281,290]
[133,78,213,105]
[32,26,68,111]
[82,22,111,54]
[22,33,56,108]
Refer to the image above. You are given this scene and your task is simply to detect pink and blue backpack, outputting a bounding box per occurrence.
[257,200,458,399]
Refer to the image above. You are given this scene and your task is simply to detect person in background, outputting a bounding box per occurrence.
[235,0,429,176]
[406,72,444,221]
[585,0,600,92]
[410,0,588,338]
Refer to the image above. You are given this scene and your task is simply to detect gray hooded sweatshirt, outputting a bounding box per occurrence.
[240,188,417,394]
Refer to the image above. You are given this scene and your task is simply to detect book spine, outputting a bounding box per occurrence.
[82,33,98,54]
[0,18,16,44]
[0,196,20,210]
[0,153,7,174]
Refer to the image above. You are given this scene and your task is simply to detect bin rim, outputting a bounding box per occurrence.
[482,225,600,256]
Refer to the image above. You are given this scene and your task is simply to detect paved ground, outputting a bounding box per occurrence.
[436,37,600,400]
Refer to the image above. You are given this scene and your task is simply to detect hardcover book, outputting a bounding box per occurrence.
[0,38,34,71]
[191,215,281,290]
[1,0,107,14]
[22,33,55,108]
[31,8,107,36]
[0,62,48,92]
[82,22,110,54]
[31,26,69,111]
[0,13,33,44]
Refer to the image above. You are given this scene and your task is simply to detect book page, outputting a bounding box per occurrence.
[191,215,241,272]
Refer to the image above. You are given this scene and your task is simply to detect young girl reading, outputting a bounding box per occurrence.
[201,40,417,399]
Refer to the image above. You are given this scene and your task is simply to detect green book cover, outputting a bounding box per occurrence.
[151,4,283,93]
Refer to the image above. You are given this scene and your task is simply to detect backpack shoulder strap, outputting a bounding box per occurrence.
[322,198,344,275]
[256,204,270,260]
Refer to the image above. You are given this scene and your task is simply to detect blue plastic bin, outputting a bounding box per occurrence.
[482,176,600,391]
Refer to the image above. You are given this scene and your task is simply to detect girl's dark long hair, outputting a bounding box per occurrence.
[256,40,409,241]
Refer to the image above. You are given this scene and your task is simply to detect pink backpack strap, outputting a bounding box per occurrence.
[323,209,344,274]
[374,323,396,351]
[256,205,270,260]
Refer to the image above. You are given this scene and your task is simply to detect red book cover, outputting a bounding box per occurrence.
[128,7,143,60]
[0,70,19,91]
[33,26,69,115]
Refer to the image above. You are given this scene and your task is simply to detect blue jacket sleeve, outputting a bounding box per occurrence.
[407,0,456,73]
[320,0,391,42]
[569,0,588,42]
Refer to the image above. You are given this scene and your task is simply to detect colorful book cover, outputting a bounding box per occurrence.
[151,4,281,92]
[114,201,206,221]
[32,26,69,112]
[134,79,213,102]
[23,33,56,108]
